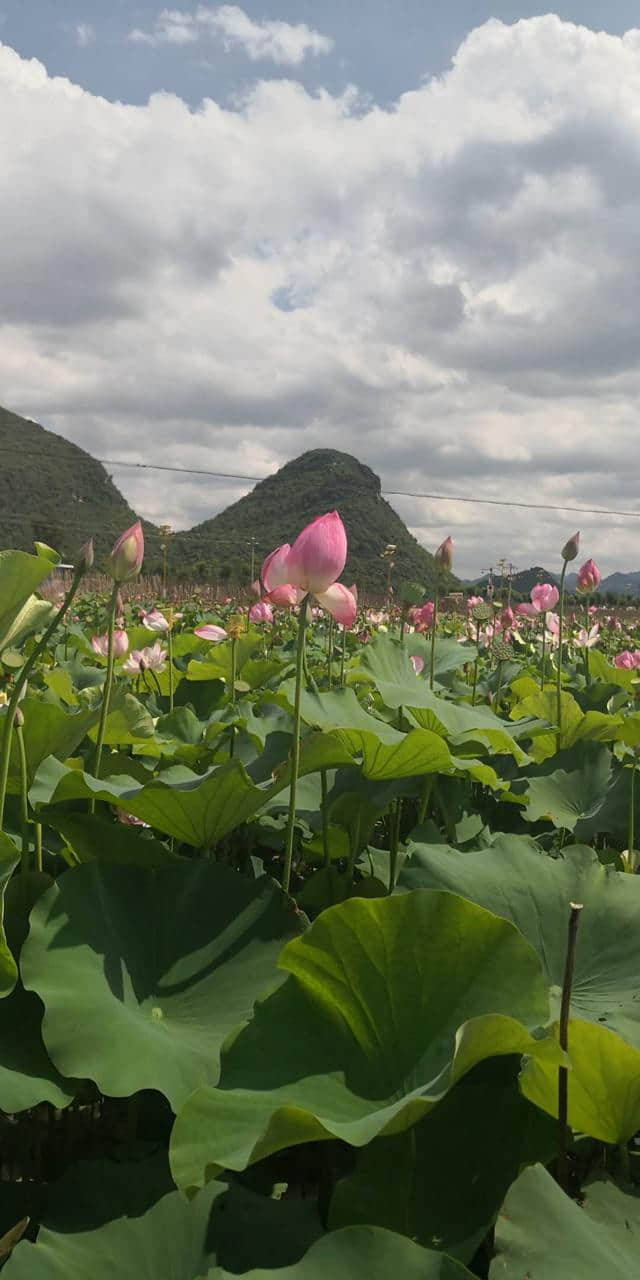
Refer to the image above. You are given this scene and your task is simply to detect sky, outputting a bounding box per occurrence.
[2,3,640,578]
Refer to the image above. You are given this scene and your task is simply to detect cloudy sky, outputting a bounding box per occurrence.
[2,2,640,577]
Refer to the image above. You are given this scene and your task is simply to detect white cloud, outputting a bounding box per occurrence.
[127,5,333,64]
[129,10,199,46]
[3,17,640,574]
[198,5,334,64]
[74,22,95,48]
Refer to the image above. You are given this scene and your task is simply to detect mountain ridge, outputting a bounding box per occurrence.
[1,407,455,591]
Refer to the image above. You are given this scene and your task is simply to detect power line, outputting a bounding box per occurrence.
[2,446,640,520]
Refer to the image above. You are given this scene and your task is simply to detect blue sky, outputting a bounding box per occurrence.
[4,1,640,107]
[2,4,640,575]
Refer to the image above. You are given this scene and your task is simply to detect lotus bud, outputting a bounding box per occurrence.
[561,530,580,562]
[285,511,348,595]
[107,521,144,582]
[576,558,602,594]
[13,705,24,728]
[77,538,95,574]
[113,630,129,657]
[434,536,454,571]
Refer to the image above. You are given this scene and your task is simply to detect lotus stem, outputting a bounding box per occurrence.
[168,624,174,712]
[557,901,583,1194]
[327,617,334,688]
[429,578,440,690]
[340,625,347,687]
[15,722,30,874]
[388,798,402,893]
[0,566,83,831]
[556,560,568,740]
[90,581,120,802]
[282,593,310,896]
[472,622,481,705]
[34,821,43,874]
[321,769,330,867]
[629,756,636,867]
[540,616,546,691]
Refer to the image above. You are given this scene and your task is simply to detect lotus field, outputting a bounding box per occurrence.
[2,514,640,1277]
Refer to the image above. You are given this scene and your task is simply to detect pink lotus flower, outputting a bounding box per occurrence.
[122,642,167,674]
[141,607,170,633]
[501,606,516,630]
[260,513,356,627]
[576,559,602,594]
[195,624,228,643]
[367,610,389,625]
[91,630,129,658]
[614,650,640,669]
[249,600,274,624]
[517,583,560,617]
[410,654,425,675]
[467,595,483,609]
[574,624,600,649]
[435,536,454,571]
[107,521,144,582]
[413,601,435,632]
[286,511,347,594]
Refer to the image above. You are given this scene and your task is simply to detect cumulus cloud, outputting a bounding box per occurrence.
[2,16,640,574]
[128,5,333,64]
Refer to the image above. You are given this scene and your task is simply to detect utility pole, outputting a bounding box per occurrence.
[482,566,495,603]
[159,524,172,598]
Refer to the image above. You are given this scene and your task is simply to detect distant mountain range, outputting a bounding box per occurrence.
[1,406,455,591]
[471,565,640,600]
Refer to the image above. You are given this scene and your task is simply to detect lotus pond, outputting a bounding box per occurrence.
[1,530,640,1278]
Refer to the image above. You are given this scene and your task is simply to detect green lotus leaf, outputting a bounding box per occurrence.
[1,1181,472,1279]
[520,1017,640,1143]
[490,1164,640,1279]
[0,549,57,651]
[521,744,612,830]
[329,1057,556,1263]
[43,811,182,868]
[6,697,101,794]
[21,861,304,1110]
[31,757,279,848]
[170,889,556,1191]
[399,837,640,1046]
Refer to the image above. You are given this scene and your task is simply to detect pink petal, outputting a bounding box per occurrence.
[261,544,292,593]
[195,624,227,643]
[286,512,347,595]
[315,583,357,628]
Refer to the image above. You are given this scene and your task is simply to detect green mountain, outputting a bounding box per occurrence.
[1,408,455,592]
[0,406,163,569]
[174,448,457,593]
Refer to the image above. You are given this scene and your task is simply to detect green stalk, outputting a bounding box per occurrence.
[347,809,362,885]
[229,635,238,760]
[540,616,546,690]
[321,769,330,867]
[0,566,84,830]
[15,722,30,874]
[327,617,334,688]
[557,902,583,1194]
[388,797,402,893]
[417,775,434,826]
[583,598,591,686]
[340,625,347,687]
[429,578,440,690]
[168,625,174,712]
[472,621,481,705]
[90,582,120,799]
[629,756,636,868]
[494,660,504,714]
[556,560,568,740]
[34,822,43,874]
[282,594,310,896]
